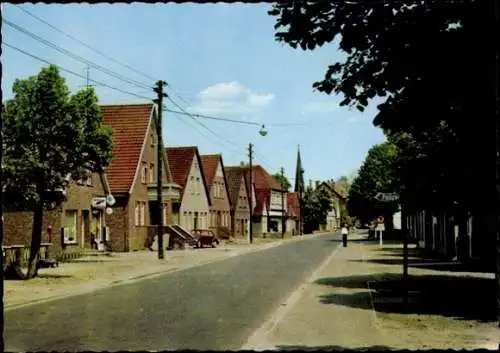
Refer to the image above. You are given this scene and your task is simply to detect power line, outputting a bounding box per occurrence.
[165,96,247,151]
[14,4,157,83]
[3,18,152,90]
[165,98,281,171]
[3,42,154,102]
[164,108,261,126]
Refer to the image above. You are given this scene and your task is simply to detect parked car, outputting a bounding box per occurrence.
[191,229,220,248]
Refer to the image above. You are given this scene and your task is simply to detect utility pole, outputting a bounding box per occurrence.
[0,99,4,353]
[494,0,500,330]
[154,80,167,260]
[248,143,254,244]
[281,167,285,239]
[402,206,409,308]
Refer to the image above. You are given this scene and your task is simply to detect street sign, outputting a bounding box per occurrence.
[375,192,400,202]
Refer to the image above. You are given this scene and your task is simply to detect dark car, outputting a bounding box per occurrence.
[191,229,220,248]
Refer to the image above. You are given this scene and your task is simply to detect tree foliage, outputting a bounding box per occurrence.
[3,65,113,279]
[269,0,494,213]
[348,142,399,226]
[302,184,331,234]
[273,172,292,191]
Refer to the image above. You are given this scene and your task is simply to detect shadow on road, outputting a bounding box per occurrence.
[315,273,496,322]
[275,344,392,351]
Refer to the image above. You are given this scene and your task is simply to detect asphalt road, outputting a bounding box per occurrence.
[5,233,340,351]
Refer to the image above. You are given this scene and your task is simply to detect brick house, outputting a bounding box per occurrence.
[165,146,211,231]
[224,166,250,238]
[316,180,346,232]
[249,165,286,233]
[286,192,300,235]
[200,154,232,238]
[101,103,181,252]
[4,170,112,253]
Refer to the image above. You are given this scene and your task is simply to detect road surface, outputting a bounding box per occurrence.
[5,233,340,351]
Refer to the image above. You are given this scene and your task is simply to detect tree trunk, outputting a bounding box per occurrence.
[26,176,45,279]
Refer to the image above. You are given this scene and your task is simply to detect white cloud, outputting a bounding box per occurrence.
[188,81,275,118]
[301,101,341,114]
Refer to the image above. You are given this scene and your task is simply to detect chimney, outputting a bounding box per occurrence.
[240,161,245,166]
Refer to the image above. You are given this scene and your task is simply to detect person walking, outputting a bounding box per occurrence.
[341,224,349,247]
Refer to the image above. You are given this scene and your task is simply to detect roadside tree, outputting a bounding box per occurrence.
[3,65,113,279]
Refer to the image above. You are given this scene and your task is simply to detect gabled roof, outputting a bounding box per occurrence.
[224,167,248,210]
[252,165,282,190]
[254,189,270,216]
[287,192,300,218]
[318,181,347,202]
[101,103,155,194]
[200,154,232,208]
[165,146,211,205]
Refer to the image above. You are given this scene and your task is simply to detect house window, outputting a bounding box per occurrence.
[141,162,147,184]
[140,202,146,226]
[135,203,140,226]
[151,132,156,148]
[163,205,168,225]
[63,210,77,244]
[149,164,155,183]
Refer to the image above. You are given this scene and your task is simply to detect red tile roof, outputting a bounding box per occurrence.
[252,165,282,190]
[101,103,154,194]
[287,192,300,218]
[165,146,196,190]
[165,146,211,204]
[200,154,220,189]
[254,189,269,216]
[225,167,248,209]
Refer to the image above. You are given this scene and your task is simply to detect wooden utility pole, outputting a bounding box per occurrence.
[281,167,285,239]
[248,143,254,244]
[494,0,500,329]
[154,80,167,259]
[0,97,4,353]
[402,206,409,308]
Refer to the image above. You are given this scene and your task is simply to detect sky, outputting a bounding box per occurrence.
[2,3,386,185]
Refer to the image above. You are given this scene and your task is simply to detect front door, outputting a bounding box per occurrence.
[91,211,103,250]
[194,212,199,230]
[217,211,222,228]
[81,210,90,248]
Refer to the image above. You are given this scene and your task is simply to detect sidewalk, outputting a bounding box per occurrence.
[242,235,499,350]
[3,232,326,311]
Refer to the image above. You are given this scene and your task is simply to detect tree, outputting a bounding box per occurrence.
[269,1,494,210]
[3,65,113,279]
[302,184,331,234]
[273,172,291,191]
[334,175,351,197]
[347,142,399,232]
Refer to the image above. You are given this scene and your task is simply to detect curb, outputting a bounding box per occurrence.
[5,232,331,311]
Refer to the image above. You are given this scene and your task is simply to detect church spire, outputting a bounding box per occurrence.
[294,144,305,195]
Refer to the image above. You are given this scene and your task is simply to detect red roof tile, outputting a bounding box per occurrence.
[101,103,154,194]
[200,154,220,189]
[254,189,270,216]
[165,146,212,204]
[164,146,196,189]
[252,165,282,190]
[225,167,247,209]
